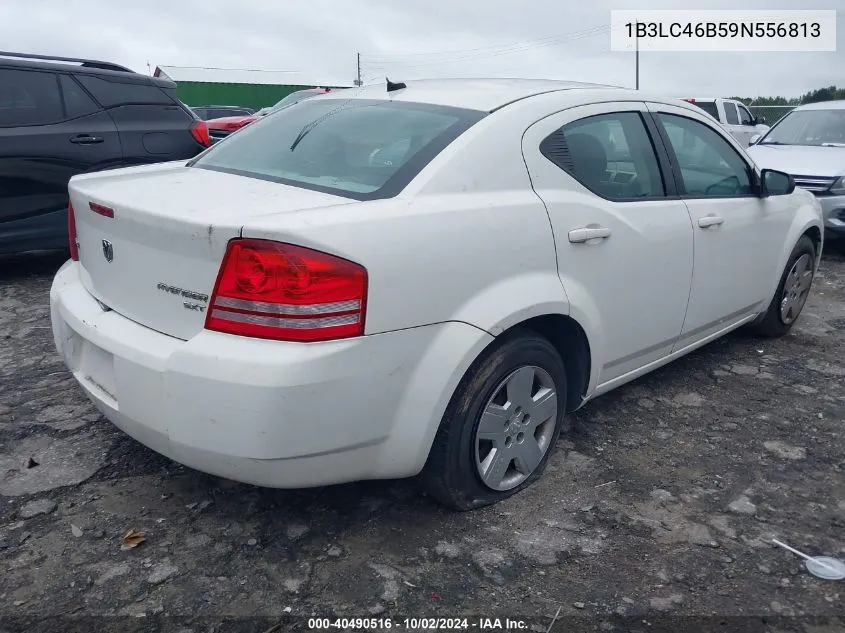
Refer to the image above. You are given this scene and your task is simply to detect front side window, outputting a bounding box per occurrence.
[738,105,754,125]
[758,109,845,146]
[658,113,753,197]
[540,111,665,199]
[192,98,485,200]
[723,102,739,125]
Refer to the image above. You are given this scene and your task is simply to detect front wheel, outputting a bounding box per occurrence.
[419,330,567,511]
[749,235,816,338]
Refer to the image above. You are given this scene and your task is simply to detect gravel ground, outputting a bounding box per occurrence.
[0,249,843,633]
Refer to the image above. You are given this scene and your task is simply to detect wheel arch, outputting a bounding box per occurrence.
[506,314,592,412]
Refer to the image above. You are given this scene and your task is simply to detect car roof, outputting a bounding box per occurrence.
[0,55,175,88]
[794,100,845,111]
[318,78,621,112]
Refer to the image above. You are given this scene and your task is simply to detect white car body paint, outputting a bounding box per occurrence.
[51,80,824,488]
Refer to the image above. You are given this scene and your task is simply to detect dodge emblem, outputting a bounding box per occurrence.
[102,239,113,263]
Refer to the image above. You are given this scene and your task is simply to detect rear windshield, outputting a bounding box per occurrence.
[191,98,485,200]
[690,101,719,119]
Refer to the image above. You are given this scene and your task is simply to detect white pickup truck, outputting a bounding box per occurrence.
[681,98,771,147]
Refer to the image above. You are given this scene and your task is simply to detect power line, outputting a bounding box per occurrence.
[364,23,616,62]
[366,31,611,70]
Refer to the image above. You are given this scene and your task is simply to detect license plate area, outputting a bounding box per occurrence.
[77,339,117,407]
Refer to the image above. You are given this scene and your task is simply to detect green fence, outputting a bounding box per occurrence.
[175,82,324,109]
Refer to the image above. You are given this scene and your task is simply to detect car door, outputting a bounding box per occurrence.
[721,101,748,146]
[737,103,768,140]
[646,102,791,348]
[0,68,121,251]
[75,74,200,166]
[522,102,694,387]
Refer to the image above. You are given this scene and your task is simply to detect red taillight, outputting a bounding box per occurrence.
[89,201,114,218]
[190,121,211,147]
[68,202,79,261]
[205,239,368,342]
[683,98,695,103]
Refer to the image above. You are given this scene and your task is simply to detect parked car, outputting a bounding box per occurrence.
[746,100,845,249]
[51,79,822,509]
[206,88,334,142]
[191,105,255,120]
[682,97,770,147]
[0,51,211,254]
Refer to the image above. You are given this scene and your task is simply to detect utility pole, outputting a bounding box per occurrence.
[634,22,639,90]
[355,53,362,87]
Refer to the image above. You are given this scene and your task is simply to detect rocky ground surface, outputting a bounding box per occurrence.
[0,250,843,633]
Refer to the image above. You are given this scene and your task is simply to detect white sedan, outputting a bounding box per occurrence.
[51,79,823,510]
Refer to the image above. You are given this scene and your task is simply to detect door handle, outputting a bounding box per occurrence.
[568,226,612,243]
[697,215,724,228]
[70,135,104,144]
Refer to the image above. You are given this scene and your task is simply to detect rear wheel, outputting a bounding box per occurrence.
[419,330,567,511]
[749,236,816,337]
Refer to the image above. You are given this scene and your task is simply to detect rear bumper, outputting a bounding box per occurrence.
[50,261,492,488]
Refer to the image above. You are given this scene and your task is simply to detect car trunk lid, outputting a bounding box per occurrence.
[70,162,355,340]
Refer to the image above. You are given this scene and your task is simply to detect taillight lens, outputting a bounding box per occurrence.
[190,121,211,147]
[205,240,368,342]
[68,202,79,261]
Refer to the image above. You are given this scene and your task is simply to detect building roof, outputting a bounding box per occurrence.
[154,65,349,87]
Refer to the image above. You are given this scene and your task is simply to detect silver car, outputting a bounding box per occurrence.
[747,100,845,249]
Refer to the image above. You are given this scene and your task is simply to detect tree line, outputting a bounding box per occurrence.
[729,85,845,106]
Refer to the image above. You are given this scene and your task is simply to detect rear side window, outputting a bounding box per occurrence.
[59,75,100,119]
[723,102,739,125]
[75,75,173,107]
[192,99,485,200]
[540,111,665,200]
[0,68,63,126]
[689,101,719,120]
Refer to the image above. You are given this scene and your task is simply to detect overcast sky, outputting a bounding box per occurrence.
[2,0,843,98]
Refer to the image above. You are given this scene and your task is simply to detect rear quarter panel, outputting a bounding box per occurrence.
[110,105,202,165]
[241,110,569,337]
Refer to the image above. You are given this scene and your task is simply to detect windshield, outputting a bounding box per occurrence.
[759,109,845,146]
[191,98,485,200]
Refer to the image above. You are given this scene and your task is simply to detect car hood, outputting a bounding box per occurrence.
[746,144,845,177]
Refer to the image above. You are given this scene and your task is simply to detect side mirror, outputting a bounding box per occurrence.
[761,169,795,196]
[758,116,767,124]
[749,134,762,145]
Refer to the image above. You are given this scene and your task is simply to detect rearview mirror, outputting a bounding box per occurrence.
[749,134,762,145]
[761,169,794,196]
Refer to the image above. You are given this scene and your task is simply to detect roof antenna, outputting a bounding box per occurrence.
[386,77,406,92]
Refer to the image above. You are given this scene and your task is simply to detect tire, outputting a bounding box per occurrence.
[749,236,816,338]
[419,330,568,511]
